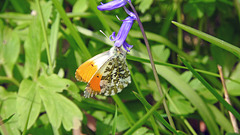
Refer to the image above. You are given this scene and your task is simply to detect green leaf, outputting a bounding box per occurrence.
[211,46,237,77]
[132,127,149,135]
[24,16,43,79]
[226,63,240,96]
[39,88,82,131]
[151,45,170,62]
[183,1,215,19]
[72,0,88,13]
[169,90,195,115]
[139,0,153,13]
[0,27,20,77]
[38,74,81,101]
[207,104,233,132]
[0,87,20,135]
[116,115,130,132]
[16,79,41,131]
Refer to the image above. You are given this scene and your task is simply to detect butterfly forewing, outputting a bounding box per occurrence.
[75,50,110,83]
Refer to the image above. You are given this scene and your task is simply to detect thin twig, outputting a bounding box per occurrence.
[128,2,176,130]
[218,65,239,133]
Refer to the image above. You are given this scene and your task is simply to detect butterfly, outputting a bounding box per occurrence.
[75,46,131,98]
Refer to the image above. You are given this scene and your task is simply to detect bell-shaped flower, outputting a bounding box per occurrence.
[110,11,136,52]
[97,0,131,11]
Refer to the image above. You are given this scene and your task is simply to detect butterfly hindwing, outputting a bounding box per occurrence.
[100,49,131,96]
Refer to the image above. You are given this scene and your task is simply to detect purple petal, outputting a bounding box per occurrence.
[109,32,117,41]
[123,41,133,52]
[97,0,127,11]
[113,16,135,47]
[123,6,136,19]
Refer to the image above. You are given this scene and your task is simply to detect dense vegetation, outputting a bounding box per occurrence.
[0,0,240,134]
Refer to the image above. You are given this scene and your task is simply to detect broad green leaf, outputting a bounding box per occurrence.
[0,87,20,135]
[190,79,218,103]
[24,16,43,79]
[50,4,61,64]
[16,79,41,131]
[169,90,195,115]
[207,104,233,132]
[139,0,153,13]
[211,46,237,77]
[183,1,215,19]
[73,0,88,13]
[116,115,130,132]
[39,88,82,131]
[132,127,149,135]
[151,45,170,62]
[0,27,20,77]
[226,63,240,96]
[38,74,81,101]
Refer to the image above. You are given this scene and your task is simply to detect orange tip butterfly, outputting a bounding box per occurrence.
[75,46,131,98]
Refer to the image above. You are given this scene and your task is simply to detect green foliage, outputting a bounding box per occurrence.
[1,0,240,134]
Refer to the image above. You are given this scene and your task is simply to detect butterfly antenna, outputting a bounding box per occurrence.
[116,15,121,21]
[99,30,109,39]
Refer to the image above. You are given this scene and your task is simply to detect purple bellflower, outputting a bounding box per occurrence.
[97,0,135,52]
[97,0,131,11]
[110,13,136,52]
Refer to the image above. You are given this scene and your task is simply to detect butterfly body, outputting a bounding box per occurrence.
[75,46,131,98]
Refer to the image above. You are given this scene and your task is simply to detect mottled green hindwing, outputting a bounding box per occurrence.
[100,47,131,96]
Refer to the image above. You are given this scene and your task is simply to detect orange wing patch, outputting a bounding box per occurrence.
[84,73,102,97]
[75,60,98,82]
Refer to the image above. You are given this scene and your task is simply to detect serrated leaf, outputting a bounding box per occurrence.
[0,27,20,77]
[16,79,41,131]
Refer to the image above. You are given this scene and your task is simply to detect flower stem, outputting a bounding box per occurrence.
[128,2,176,130]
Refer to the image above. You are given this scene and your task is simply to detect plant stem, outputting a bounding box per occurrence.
[128,2,176,130]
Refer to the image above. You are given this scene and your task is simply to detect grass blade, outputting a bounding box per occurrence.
[172,21,240,59]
